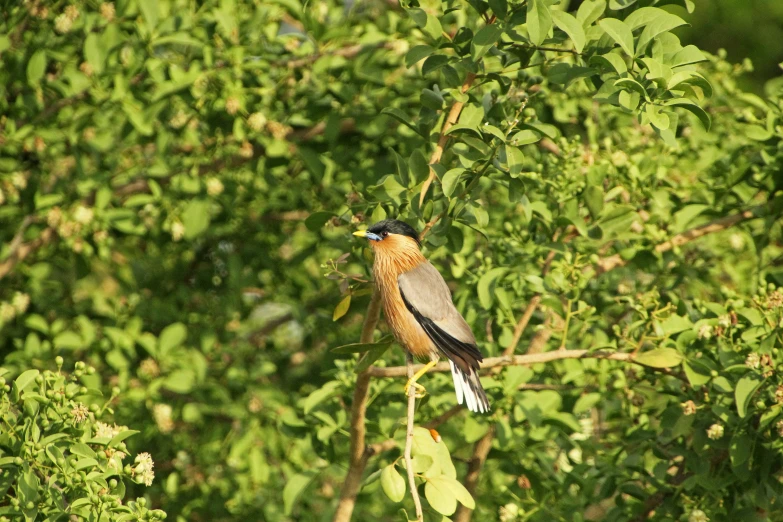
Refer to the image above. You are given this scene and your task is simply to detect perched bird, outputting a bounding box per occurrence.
[353,219,489,413]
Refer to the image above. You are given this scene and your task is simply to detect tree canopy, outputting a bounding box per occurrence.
[1,0,783,521]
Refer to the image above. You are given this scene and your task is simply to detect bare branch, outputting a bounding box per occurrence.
[594,205,766,275]
[502,245,558,358]
[424,405,463,430]
[0,227,55,281]
[6,216,36,255]
[419,71,478,207]
[367,350,637,379]
[404,353,424,522]
[453,426,495,522]
[333,290,382,522]
[281,43,391,69]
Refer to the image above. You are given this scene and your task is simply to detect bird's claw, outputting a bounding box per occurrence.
[404,380,427,398]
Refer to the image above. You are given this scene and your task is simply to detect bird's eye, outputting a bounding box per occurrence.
[381,231,389,238]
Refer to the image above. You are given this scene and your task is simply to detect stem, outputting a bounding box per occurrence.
[332,290,382,522]
[453,426,495,522]
[559,298,573,350]
[404,352,424,521]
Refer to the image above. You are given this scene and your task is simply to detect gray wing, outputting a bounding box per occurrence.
[397,262,482,366]
[398,262,489,413]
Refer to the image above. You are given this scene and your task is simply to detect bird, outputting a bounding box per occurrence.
[353,219,489,413]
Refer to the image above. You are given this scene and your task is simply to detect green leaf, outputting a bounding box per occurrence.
[108,430,140,448]
[303,381,341,414]
[53,331,83,350]
[409,8,443,41]
[633,348,683,368]
[137,0,160,28]
[745,125,773,141]
[305,211,335,231]
[599,18,635,56]
[441,168,464,198]
[583,185,603,220]
[409,149,430,184]
[331,338,393,354]
[182,199,211,239]
[26,50,47,85]
[663,99,711,130]
[609,0,637,9]
[283,472,317,515]
[355,343,392,373]
[510,129,541,145]
[412,427,456,478]
[380,464,406,503]
[159,323,187,354]
[660,314,692,335]
[164,369,195,393]
[84,33,105,74]
[527,0,553,46]
[551,11,586,53]
[574,392,602,413]
[24,315,49,334]
[471,25,503,61]
[488,0,507,19]
[333,295,351,321]
[730,432,751,467]
[576,0,606,26]
[70,443,97,459]
[637,12,687,52]
[504,145,524,176]
[13,370,40,401]
[406,45,436,68]
[735,375,762,418]
[646,104,670,130]
[425,476,458,516]
[73,458,99,470]
[591,52,627,74]
[683,361,711,387]
[477,267,508,310]
[381,107,423,137]
[614,78,647,99]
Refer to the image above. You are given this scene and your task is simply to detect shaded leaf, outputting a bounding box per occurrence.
[380,464,406,502]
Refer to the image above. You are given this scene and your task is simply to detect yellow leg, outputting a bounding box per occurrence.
[404,361,438,398]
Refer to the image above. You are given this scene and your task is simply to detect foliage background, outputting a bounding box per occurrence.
[1,0,783,521]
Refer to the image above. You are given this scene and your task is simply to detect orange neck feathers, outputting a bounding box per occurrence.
[370,235,425,278]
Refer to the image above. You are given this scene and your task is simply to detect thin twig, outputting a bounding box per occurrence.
[423,405,463,430]
[367,350,639,378]
[404,352,424,522]
[501,246,559,358]
[333,290,382,522]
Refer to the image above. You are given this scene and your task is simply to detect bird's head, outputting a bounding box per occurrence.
[353,219,421,249]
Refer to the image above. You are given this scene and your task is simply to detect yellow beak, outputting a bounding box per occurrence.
[352,230,368,238]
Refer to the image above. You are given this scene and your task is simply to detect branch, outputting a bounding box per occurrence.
[281,43,391,69]
[367,350,637,378]
[0,227,55,281]
[594,205,767,275]
[333,290,383,522]
[453,426,494,522]
[502,245,558,358]
[418,70,479,207]
[404,353,424,522]
[6,216,36,256]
